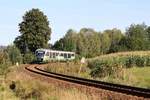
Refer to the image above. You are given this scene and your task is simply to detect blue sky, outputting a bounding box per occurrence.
[0,0,150,45]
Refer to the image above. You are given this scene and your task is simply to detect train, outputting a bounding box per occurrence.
[35,49,75,62]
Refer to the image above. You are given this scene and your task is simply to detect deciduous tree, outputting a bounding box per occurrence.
[14,8,51,53]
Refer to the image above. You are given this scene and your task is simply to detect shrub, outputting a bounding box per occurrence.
[0,51,11,75]
[88,51,150,78]
[6,45,22,65]
[124,56,135,68]
[145,56,150,66]
[134,56,145,67]
[88,60,122,78]
[23,52,36,64]
[14,81,41,99]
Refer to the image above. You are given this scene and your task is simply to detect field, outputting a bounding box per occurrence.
[45,51,150,89]
[0,51,150,99]
[99,66,150,89]
[126,67,150,88]
[45,62,91,78]
[45,63,150,89]
[0,65,93,100]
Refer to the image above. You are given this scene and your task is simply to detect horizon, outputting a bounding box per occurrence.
[0,0,150,46]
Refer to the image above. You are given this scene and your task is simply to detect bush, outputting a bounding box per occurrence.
[6,45,22,65]
[134,56,145,67]
[88,52,150,78]
[14,81,41,99]
[23,52,36,64]
[88,60,122,78]
[0,51,11,75]
[124,56,135,68]
[145,56,150,66]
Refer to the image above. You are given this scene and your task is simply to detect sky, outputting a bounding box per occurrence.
[0,0,150,45]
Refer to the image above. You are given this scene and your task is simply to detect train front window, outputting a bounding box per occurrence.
[36,51,45,57]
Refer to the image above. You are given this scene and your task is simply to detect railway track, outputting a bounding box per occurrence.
[25,65,150,99]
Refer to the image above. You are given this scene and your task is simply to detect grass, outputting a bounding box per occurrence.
[45,62,91,79]
[126,67,150,88]
[86,51,150,89]
[90,51,150,60]
[45,51,150,89]
[0,64,95,100]
[1,51,150,100]
[98,67,150,89]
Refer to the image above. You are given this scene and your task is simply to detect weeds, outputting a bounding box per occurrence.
[88,51,150,78]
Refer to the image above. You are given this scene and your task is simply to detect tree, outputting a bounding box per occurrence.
[101,30,112,54]
[108,28,123,53]
[53,28,101,58]
[146,26,150,49]
[53,38,64,51]
[14,8,51,53]
[62,29,77,52]
[126,24,148,50]
[77,28,101,57]
[52,29,77,52]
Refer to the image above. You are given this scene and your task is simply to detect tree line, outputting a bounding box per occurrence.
[52,24,150,58]
[12,8,150,59]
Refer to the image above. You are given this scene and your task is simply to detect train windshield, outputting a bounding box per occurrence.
[36,51,45,57]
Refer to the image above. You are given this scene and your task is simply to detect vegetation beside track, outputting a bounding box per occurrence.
[0,65,92,100]
[45,62,91,78]
[45,51,150,89]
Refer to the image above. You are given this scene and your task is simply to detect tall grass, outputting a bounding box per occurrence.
[4,65,94,100]
[45,62,90,78]
[88,51,150,78]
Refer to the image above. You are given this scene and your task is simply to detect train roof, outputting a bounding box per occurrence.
[36,48,75,54]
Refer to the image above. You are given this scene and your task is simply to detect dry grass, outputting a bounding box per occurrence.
[87,51,150,89]
[90,51,150,61]
[45,62,91,78]
[1,64,92,100]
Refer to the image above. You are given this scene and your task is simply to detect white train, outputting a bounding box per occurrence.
[35,49,75,62]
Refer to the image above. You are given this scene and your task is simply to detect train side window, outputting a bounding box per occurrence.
[46,52,49,56]
[64,53,67,58]
[71,54,75,57]
[60,53,63,56]
[68,54,71,58]
[53,53,56,58]
[56,53,59,56]
[50,52,52,58]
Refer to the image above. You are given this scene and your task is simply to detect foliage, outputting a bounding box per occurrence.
[0,50,11,75]
[88,51,150,78]
[4,65,91,100]
[45,62,90,78]
[88,59,122,78]
[6,45,22,65]
[146,26,150,49]
[125,67,150,88]
[52,23,150,58]
[125,24,149,50]
[53,28,102,58]
[14,8,51,54]
[52,29,77,52]
[105,28,124,53]
[23,52,36,64]
[53,28,127,57]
